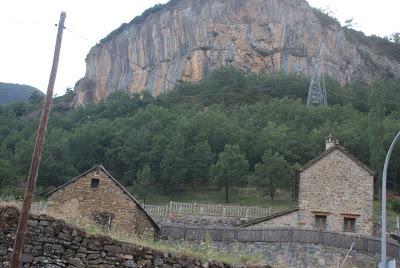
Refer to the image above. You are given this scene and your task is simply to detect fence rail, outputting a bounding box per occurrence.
[0,201,48,215]
[160,225,400,258]
[1,200,275,219]
[2,200,399,258]
[143,201,275,219]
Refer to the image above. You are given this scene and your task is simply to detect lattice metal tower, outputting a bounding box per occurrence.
[307,45,327,106]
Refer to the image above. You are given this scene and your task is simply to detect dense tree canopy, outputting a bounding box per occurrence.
[1,68,400,201]
[0,82,43,106]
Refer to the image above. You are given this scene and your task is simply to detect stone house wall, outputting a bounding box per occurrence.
[0,206,256,268]
[249,211,298,228]
[298,149,374,235]
[47,167,156,236]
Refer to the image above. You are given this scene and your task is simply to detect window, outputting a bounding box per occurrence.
[344,217,356,232]
[315,215,327,230]
[92,212,113,229]
[91,178,99,188]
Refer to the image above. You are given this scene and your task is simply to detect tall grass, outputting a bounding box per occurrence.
[67,218,267,266]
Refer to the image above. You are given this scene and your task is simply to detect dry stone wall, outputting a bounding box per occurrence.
[0,206,267,268]
[208,242,381,268]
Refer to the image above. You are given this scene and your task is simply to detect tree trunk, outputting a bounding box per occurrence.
[270,189,275,200]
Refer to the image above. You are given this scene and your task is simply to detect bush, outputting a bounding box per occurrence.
[312,8,340,27]
[391,200,400,213]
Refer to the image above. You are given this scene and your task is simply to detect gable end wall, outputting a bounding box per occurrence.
[47,169,155,235]
[298,149,374,235]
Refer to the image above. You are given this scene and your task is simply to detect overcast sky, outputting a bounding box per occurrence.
[0,0,398,96]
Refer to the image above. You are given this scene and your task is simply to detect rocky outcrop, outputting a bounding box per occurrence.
[74,0,400,105]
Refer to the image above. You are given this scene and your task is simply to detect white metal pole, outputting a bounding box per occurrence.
[381,130,400,268]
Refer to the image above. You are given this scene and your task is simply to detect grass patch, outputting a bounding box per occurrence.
[68,219,267,266]
[374,200,400,229]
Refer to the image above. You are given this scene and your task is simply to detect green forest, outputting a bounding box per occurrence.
[0,82,43,106]
[1,68,400,203]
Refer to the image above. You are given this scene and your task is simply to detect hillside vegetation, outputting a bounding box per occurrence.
[1,68,400,204]
[0,82,43,106]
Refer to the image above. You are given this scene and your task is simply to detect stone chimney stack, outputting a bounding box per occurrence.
[325,134,339,150]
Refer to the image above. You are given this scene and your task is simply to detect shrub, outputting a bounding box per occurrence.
[391,200,400,213]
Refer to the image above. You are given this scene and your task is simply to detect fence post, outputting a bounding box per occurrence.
[245,208,249,219]
[289,227,293,243]
[319,229,323,245]
[396,242,400,258]
[363,237,368,253]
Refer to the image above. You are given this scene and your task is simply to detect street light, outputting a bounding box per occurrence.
[381,130,400,268]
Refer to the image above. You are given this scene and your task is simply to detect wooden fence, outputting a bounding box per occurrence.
[160,225,400,258]
[2,200,274,219]
[0,201,48,215]
[143,201,275,219]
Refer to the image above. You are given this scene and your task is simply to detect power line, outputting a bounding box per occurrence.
[63,25,399,94]
[64,26,176,85]
[61,25,400,108]
[74,77,396,108]
[85,82,373,107]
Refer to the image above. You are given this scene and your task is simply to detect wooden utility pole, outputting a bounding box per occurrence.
[10,12,66,268]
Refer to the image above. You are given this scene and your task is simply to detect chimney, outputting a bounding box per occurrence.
[325,134,338,150]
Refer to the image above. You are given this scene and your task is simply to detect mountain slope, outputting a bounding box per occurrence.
[74,0,400,105]
[0,82,43,106]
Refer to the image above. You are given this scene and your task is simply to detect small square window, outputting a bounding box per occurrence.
[92,212,113,229]
[315,215,327,230]
[91,178,99,188]
[344,217,356,232]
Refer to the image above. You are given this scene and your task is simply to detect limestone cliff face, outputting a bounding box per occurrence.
[74,0,400,105]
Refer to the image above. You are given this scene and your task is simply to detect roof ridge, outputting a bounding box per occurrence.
[299,146,376,176]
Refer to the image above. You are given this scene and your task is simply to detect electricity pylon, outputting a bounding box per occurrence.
[307,44,327,106]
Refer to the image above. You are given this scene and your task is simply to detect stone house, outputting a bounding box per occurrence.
[46,165,159,235]
[240,135,376,236]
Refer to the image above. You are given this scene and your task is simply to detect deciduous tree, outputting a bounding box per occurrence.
[251,150,292,200]
[210,144,248,203]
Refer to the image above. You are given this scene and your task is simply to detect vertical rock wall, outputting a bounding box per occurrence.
[74,0,400,105]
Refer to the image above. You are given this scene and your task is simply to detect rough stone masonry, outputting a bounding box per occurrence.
[0,205,269,268]
[47,165,158,236]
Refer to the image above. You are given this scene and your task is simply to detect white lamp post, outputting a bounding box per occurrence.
[381,131,400,268]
